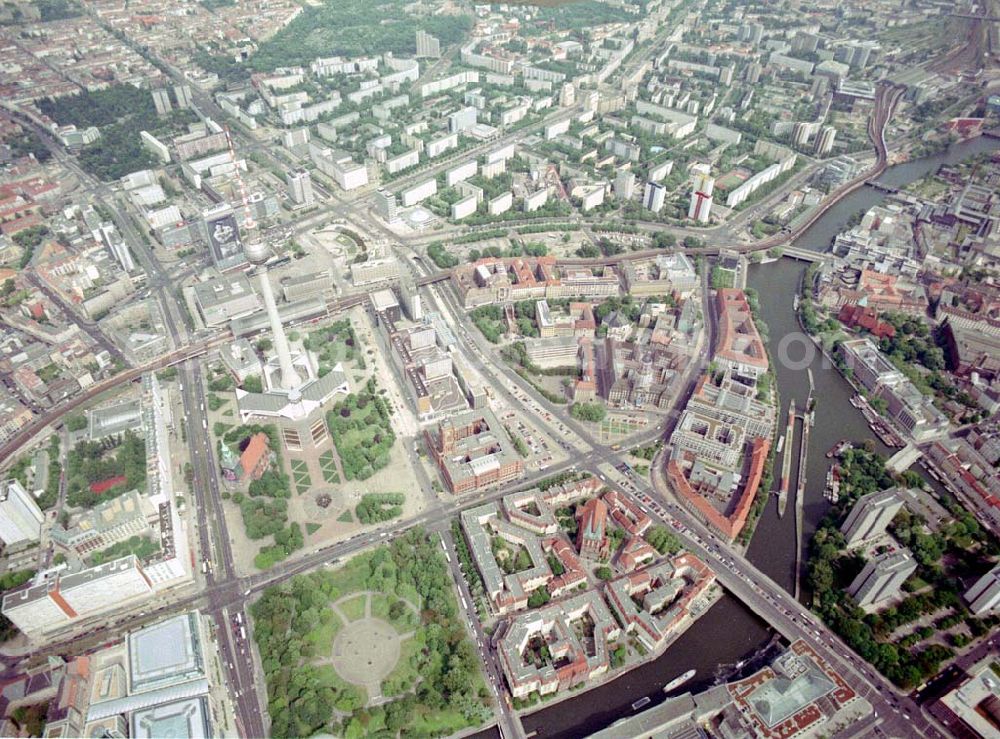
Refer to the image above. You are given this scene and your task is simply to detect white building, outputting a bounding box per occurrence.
[401,179,437,207]
[416,30,441,58]
[524,189,549,213]
[0,479,43,546]
[286,169,315,206]
[427,132,459,158]
[488,191,513,216]
[643,181,666,213]
[449,107,478,133]
[452,195,478,220]
[446,160,477,187]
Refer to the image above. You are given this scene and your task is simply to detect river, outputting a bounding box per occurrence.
[519,134,1000,738]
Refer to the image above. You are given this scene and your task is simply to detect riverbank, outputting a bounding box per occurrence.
[513,585,725,718]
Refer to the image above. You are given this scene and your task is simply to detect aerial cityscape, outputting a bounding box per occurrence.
[0,0,998,737]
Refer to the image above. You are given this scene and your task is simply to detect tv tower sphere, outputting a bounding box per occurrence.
[245,238,270,265]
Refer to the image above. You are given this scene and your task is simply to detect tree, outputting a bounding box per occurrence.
[65,415,87,432]
[595,566,613,581]
[243,375,263,394]
[570,402,607,423]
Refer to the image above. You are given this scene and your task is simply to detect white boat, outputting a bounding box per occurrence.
[663,669,696,693]
[631,696,651,711]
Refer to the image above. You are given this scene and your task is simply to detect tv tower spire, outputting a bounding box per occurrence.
[225,128,301,393]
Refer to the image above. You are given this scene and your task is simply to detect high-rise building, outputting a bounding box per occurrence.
[719,66,734,86]
[449,106,478,133]
[560,82,576,107]
[964,563,1000,615]
[614,171,636,200]
[286,169,315,206]
[643,181,666,213]
[815,125,837,156]
[398,273,423,321]
[688,190,713,223]
[740,22,764,45]
[792,121,813,147]
[840,488,904,547]
[416,29,441,58]
[693,171,714,197]
[0,479,43,546]
[151,88,172,116]
[374,189,399,222]
[847,550,917,609]
[688,173,714,223]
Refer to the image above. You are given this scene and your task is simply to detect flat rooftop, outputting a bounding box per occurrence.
[128,612,205,693]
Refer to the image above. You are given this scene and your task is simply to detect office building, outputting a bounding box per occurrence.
[840,488,904,547]
[374,188,399,222]
[847,550,917,609]
[715,289,769,379]
[193,274,261,328]
[0,479,44,546]
[964,563,1000,615]
[643,181,666,213]
[128,611,207,694]
[2,556,154,639]
[416,29,441,58]
[351,257,400,287]
[286,169,314,206]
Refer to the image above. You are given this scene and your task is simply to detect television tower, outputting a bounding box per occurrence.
[225,129,302,394]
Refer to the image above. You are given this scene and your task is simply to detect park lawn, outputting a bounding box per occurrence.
[371,593,419,633]
[324,556,370,596]
[370,592,391,620]
[381,635,422,697]
[336,509,353,523]
[313,663,366,706]
[409,707,475,737]
[397,583,421,612]
[305,610,342,654]
[338,594,367,622]
[306,522,321,536]
[318,450,340,484]
[293,472,311,494]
